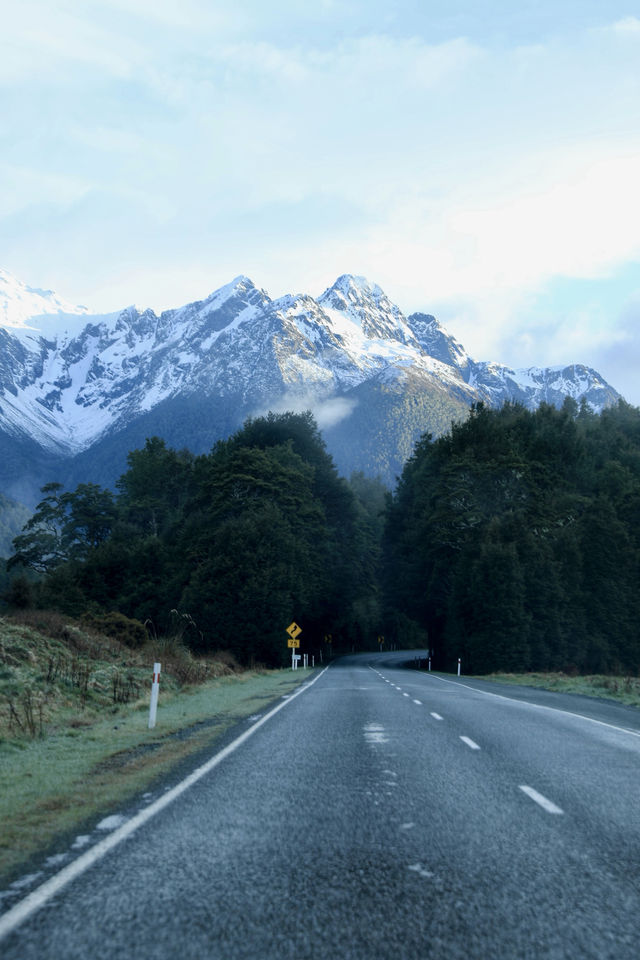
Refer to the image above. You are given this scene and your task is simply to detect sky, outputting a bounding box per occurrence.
[2,0,640,403]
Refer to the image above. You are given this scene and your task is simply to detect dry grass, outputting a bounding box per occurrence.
[0,611,238,742]
[0,612,309,886]
[477,671,640,707]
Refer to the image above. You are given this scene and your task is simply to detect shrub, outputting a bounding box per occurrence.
[81,611,147,649]
[9,609,75,641]
[4,575,33,609]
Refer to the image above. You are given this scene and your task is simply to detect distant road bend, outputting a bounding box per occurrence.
[1,652,639,959]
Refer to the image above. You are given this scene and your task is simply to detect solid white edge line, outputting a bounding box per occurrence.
[425,674,640,740]
[0,666,330,943]
[459,736,481,750]
[519,785,564,815]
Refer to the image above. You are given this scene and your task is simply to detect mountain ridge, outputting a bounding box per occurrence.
[0,268,622,506]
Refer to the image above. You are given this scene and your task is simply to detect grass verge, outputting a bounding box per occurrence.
[474,671,640,708]
[0,612,310,887]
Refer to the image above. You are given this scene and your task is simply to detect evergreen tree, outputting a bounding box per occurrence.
[384,400,640,674]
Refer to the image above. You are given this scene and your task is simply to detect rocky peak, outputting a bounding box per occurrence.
[407,312,470,370]
[318,274,415,345]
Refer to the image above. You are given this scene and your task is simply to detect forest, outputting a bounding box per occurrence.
[5,413,386,667]
[5,401,640,675]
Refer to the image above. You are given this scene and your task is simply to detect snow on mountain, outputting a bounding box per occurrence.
[404,311,617,412]
[0,268,90,335]
[407,312,471,372]
[468,361,617,411]
[0,269,622,466]
[318,274,416,346]
[0,275,276,454]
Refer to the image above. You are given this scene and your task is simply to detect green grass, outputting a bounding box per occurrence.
[0,612,310,886]
[474,671,640,708]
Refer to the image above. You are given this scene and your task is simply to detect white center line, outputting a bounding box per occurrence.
[413,699,422,705]
[430,712,443,720]
[519,785,564,814]
[460,736,481,750]
[403,692,410,698]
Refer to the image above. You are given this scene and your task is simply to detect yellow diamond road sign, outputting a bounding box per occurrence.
[286,621,302,640]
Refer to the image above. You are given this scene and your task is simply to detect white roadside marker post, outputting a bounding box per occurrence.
[457,658,461,676]
[149,662,161,729]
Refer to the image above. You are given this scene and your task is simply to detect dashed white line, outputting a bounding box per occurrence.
[413,699,422,705]
[403,692,410,698]
[430,712,443,721]
[460,736,481,750]
[519,785,564,814]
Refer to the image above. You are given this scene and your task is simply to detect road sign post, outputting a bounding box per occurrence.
[286,621,301,669]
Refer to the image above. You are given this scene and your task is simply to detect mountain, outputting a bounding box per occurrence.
[0,269,621,514]
[0,268,90,332]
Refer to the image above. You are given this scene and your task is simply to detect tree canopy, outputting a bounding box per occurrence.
[7,414,382,666]
[7,401,640,675]
[383,400,640,674]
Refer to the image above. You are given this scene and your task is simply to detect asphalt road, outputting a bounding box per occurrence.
[2,652,639,959]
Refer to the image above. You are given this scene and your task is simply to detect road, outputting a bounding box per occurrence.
[1,652,639,958]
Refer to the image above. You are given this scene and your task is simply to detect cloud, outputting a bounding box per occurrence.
[253,391,358,431]
[0,164,90,219]
[608,16,640,35]
[3,2,640,405]
[0,3,146,84]
[450,152,640,286]
[312,396,359,430]
[571,292,640,405]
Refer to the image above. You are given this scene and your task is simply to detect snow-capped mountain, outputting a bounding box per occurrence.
[405,311,616,412]
[0,272,472,456]
[0,268,90,333]
[0,269,621,503]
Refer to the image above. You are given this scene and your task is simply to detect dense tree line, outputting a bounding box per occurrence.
[7,413,385,666]
[6,401,640,675]
[383,399,640,675]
